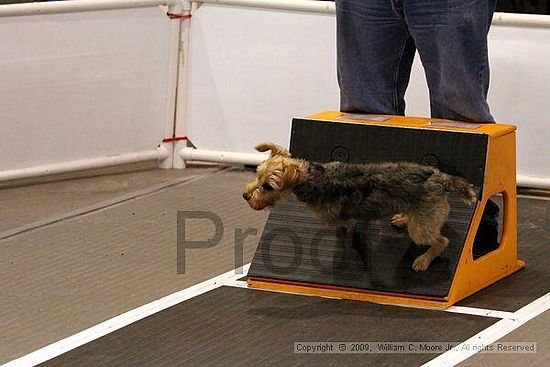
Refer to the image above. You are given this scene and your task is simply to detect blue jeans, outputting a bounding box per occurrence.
[336,0,496,122]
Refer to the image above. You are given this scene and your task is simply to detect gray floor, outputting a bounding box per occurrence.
[1,167,548,366]
[0,167,269,364]
[0,167,196,233]
[459,311,549,367]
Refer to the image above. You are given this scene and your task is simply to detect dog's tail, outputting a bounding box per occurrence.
[438,173,478,206]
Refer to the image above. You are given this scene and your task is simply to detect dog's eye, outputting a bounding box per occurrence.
[261,183,274,191]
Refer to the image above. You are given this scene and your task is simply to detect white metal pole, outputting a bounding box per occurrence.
[160,0,189,169]
[180,147,266,166]
[0,0,176,18]
[0,147,169,182]
[492,12,550,28]
[164,0,183,141]
[194,0,335,14]
[172,0,193,169]
[517,175,550,190]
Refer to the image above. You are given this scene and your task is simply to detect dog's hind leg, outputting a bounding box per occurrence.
[407,198,450,271]
[411,235,449,272]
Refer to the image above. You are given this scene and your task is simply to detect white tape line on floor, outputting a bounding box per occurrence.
[422,291,550,367]
[1,263,251,367]
[222,279,519,320]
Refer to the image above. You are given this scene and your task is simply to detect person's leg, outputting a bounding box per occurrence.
[403,0,500,254]
[336,0,416,115]
[403,0,497,122]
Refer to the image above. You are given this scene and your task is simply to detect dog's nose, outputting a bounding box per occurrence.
[242,193,251,201]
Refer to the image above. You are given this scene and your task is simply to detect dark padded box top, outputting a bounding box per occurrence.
[290,118,488,189]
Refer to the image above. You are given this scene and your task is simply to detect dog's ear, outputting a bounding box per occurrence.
[255,142,290,157]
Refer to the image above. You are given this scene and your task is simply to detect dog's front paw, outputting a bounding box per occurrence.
[412,254,431,272]
[391,213,408,228]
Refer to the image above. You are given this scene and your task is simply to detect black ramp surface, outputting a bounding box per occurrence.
[249,118,487,297]
[39,287,496,367]
[241,198,548,310]
[248,195,475,297]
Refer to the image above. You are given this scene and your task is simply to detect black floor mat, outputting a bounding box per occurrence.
[39,286,496,367]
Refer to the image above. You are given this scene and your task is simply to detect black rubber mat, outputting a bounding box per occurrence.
[39,287,496,367]
[458,197,550,311]
[248,196,549,311]
[248,195,475,298]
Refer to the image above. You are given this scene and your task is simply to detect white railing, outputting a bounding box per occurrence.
[193,0,550,27]
[195,0,334,14]
[0,0,183,182]
[179,147,265,166]
[1,0,549,189]
[0,147,169,182]
[0,0,176,17]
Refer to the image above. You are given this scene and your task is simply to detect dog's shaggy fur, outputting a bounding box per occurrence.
[243,142,477,272]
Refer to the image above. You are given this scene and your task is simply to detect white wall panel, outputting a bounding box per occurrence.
[186,4,550,183]
[0,7,172,170]
[487,25,550,181]
[186,5,339,152]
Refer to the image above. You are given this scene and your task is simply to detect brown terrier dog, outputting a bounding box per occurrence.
[243,142,477,272]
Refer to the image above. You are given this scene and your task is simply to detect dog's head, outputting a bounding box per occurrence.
[243,142,304,210]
